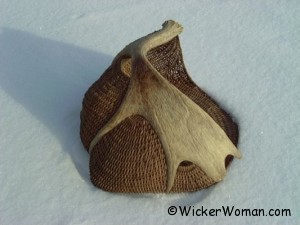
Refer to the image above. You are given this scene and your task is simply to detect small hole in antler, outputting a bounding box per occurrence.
[179,160,193,167]
[121,58,132,77]
[225,155,233,168]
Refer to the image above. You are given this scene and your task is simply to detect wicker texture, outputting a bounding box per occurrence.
[80,35,238,193]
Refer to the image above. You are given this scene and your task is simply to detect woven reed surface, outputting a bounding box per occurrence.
[80,36,238,193]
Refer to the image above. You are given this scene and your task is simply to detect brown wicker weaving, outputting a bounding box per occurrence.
[80,20,241,193]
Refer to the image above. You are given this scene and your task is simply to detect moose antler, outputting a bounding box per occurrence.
[85,20,241,192]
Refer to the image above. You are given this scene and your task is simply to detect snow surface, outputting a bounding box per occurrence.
[0,1,299,224]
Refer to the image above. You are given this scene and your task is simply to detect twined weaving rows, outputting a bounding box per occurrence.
[80,37,238,192]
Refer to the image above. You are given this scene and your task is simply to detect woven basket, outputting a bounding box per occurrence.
[80,20,240,193]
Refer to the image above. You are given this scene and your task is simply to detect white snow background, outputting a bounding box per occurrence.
[0,1,299,224]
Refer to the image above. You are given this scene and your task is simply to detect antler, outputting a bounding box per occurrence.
[89,20,241,192]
